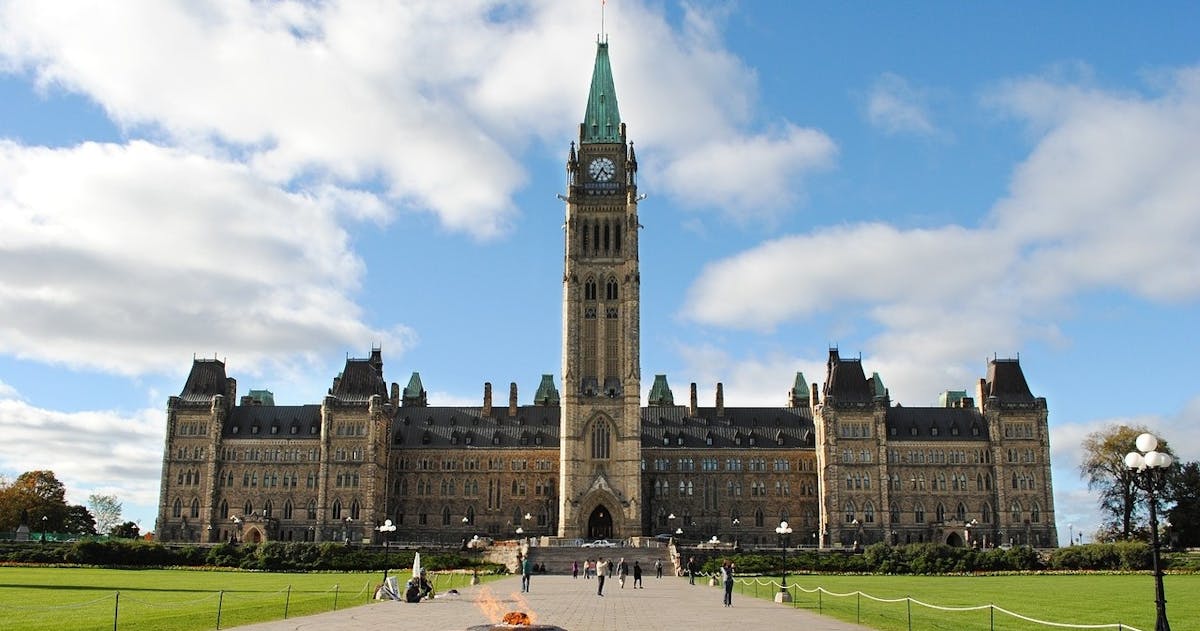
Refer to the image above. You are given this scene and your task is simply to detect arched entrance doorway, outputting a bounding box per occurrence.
[587,505,613,539]
[246,528,263,543]
[945,531,963,547]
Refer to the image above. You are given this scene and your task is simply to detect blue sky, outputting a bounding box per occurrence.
[1,1,1198,539]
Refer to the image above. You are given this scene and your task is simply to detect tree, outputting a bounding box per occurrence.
[88,494,123,535]
[1079,425,1175,540]
[63,504,98,535]
[0,470,69,531]
[1166,461,1200,548]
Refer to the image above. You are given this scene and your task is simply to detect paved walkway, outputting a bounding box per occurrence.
[234,574,875,631]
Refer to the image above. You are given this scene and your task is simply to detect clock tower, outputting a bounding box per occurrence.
[559,38,643,539]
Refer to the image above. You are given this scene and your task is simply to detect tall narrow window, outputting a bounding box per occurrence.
[591,419,611,459]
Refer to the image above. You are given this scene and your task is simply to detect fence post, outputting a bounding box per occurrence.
[990,603,994,631]
[857,591,861,624]
[907,596,912,631]
[284,585,291,619]
[113,591,119,631]
[818,588,823,614]
[216,590,224,630]
[333,584,339,611]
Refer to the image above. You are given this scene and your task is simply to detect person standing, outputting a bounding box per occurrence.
[687,557,697,585]
[655,558,663,579]
[720,559,735,607]
[617,557,628,588]
[521,555,533,593]
[633,560,643,588]
[572,559,579,579]
[596,557,609,596]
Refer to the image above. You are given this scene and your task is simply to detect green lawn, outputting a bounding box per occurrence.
[731,573,1199,631]
[0,566,489,631]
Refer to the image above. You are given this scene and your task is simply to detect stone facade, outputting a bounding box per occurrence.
[155,39,1057,548]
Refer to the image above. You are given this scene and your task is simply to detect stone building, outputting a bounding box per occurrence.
[156,39,1057,549]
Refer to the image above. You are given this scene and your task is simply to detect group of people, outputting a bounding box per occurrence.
[403,570,434,603]
[686,556,737,607]
[586,557,644,595]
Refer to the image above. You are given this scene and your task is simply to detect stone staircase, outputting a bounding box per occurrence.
[525,542,675,577]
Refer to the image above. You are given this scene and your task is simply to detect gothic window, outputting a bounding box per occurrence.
[220,500,229,519]
[914,504,925,523]
[591,419,611,460]
[1031,502,1041,523]
[977,473,984,491]
[755,508,764,528]
[981,502,992,524]
[844,501,856,523]
[350,500,361,520]
[603,222,610,252]
[864,501,876,523]
[264,500,273,519]
[172,498,182,518]
[244,500,253,516]
[935,503,945,523]
[307,501,317,520]
[890,502,901,524]
[584,279,597,301]
[283,500,293,520]
[466,506,475,524]
[593,223,600,254]
[614,223,622,254]
[581,220,590,253]
[606,279,618,300]
[332,500,342,520]
[956,503,966,521]
[442,506,451,526]
[1010,501,1022,522]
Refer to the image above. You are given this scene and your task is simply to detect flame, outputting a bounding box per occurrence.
[472,585,539,626]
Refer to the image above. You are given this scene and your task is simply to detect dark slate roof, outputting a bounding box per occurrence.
[223,404,323,439]
[179,359,228,403]
[330,356,388,402]
[824,349,872,402]
[985,358,1035,403]
[640,406,816,449]
[885,407,990,442]
[392,406,561,449]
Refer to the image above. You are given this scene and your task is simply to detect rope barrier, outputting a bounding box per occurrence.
[726,575,1148,631]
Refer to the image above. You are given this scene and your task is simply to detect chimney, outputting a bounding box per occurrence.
[976,378,987,410]
[508,382,518,417]
[390,382,400,408]
[812,383,820,408]
[715,382,725,417]
[689,383,698,417]
[483,382,493,417]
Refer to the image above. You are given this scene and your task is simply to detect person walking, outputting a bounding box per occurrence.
[521,555,533,593]
[655,558,663,579]
[687,557,697,585]
[720,559,735,607]
[596,557,609,596]
[617,557,628,588]
[633,560,643,588]
[572,559,579,579]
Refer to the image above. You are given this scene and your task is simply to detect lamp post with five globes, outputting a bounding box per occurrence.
[1125,432,1173,631]
[774,520,793,603]
[377,519,396,582]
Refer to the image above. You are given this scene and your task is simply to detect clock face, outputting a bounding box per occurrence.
[588,157,616,182]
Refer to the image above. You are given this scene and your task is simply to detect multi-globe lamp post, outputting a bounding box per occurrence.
[1124,432,1173,631]
[774,520,792,603]
[377,519,396,582]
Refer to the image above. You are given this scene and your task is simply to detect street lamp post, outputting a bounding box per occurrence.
[41,515,47,542]
[1125,432,1174,631]
[965,519,978,549]
[774,520,792,603]
[377,519,396,582]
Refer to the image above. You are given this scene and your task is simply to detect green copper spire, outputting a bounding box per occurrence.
[582,40,622,144]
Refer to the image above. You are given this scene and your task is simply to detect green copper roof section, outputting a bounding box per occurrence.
[871,372,887,398]
[791,373,809,398]
[247,389,275,406]
[648,374,674,406]
[403,372,424,399]
[939,390,968,407]
[534,374,560,406]
[581,41,622,143]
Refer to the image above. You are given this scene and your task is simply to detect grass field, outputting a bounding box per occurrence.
[731,573,1199,631]
[0,566,489,631]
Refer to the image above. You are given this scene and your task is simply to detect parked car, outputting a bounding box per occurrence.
[582,539,619,548]
[652,533,675,542]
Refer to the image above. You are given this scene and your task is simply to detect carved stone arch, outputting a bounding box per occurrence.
[578,487,623,539]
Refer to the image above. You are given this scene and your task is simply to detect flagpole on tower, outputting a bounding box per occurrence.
[601,0,606,43]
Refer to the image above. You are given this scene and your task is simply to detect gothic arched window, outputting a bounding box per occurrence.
[591,419,611,460]
[190,498,200,518]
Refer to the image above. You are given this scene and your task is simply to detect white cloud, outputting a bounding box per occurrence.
[0,379,17,399]
[866,73,937,136]
[0,397,164,508]
[0,0,828,237]
[683,65,1200,405]
[0,140,411,375]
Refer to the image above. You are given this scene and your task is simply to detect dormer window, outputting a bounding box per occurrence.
[231,425,239,434]
[250,425,260,434]
[676,435,684,446]
[930,426,940,436]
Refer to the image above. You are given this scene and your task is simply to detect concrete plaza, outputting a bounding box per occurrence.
[234,573,874,631]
